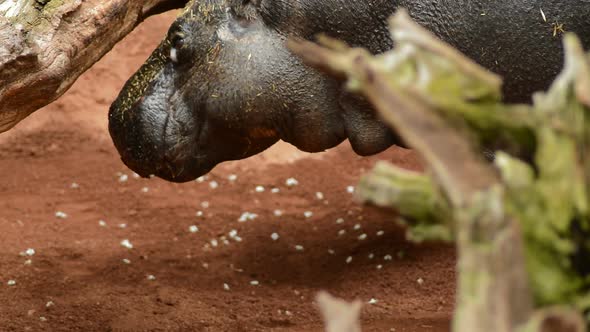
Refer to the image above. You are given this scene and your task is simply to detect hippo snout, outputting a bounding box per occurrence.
[108,89,210,183]
[110,0,590,183]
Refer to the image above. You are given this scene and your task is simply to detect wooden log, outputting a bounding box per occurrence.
[0,0,189,132]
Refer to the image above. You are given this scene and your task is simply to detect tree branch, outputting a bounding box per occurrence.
[290,9,590,332]
[0,0,189,133]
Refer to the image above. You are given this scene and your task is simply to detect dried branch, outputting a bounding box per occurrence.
[316,291,362,332]
[290,9,590,332]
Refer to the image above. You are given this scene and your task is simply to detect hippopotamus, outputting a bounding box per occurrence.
[109,0,590,182]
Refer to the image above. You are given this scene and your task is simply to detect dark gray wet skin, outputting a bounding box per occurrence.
[109,0,590,182]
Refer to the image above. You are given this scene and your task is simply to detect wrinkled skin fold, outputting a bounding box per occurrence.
[109,0,590,182]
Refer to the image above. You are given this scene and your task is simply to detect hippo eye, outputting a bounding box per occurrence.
[169,32,185,63]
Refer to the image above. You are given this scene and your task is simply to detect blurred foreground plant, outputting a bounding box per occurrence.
[291,9,590,332]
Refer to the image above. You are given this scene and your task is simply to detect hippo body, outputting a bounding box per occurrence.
[109,0,590,182]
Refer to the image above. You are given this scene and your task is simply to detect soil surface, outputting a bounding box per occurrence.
[0,12,455,332]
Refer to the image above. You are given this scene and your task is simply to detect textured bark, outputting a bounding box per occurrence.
[0,0,188,132]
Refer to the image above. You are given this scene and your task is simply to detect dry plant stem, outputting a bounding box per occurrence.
[316,291,362,332]
[356,161,453,242]
[290,10,536,332]
[356,161,437,218]
[520,307,586,332]
[357,49,532,332]
[0,0,189,133]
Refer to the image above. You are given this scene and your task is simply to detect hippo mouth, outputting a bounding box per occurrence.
[109,97,211,182]
[109,66,213,183]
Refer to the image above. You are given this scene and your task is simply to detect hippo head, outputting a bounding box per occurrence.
[109,0,399,182]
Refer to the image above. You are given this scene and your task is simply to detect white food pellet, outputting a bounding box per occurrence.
[358,234,367,240]
[376,230,385,236]
[255,185,265,192]
[228,230,238,238]
[353,224,361,230]
[98,220,107,227]
[234,236,243,242]
[228,174,238,182]
[417,278,424,285]
[118,223,127,229]
[285,178,299,187]
[238,212,258,222]
[384,255,393,261]
[189,225,199,233]
[223,283,230,291]
[347,186,355,194]
[368,253,375,259]
[120,239,133,249]
[7,280,16,286]
[368,298,378,304]
[55,211,68,219]
[271,233,280,241]
[24,259,32,265]
[338,229,346,236]
[209,181,219,189]
[201,201,210,209]
[210,239,219,247]
[25,248,35,256]
[271,188,280,193]
[46,301,54,308]
[132,172,141,179]
[303,211,313,218]
[336,218,344,224]
[328,249,335,255]
[122,259,131,264]
[141,187,149,193]
[70,182,79,189]
[202,263,209,269]
[376,265,383,270]
[39,316,47,322]
[273,209,283,217]
[147,275,156,281]
[315,192,324,200]
[295,245,304,251]
[346,256,353,264]
[250,280,259,286]
[118,174,128,182]
[196,176,206,183]
[196,211,204,217]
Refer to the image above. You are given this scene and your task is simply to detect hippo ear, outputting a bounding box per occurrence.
[339,91,406,155]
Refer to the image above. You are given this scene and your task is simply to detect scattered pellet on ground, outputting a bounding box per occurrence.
[285,178,299,187]
[55,211,68,219]
[120,239,133,249]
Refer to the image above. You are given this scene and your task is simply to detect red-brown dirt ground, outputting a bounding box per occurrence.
[0,11,455,332]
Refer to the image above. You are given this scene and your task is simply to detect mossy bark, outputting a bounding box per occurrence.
[0,0,188,133]
[290,9,589,332]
